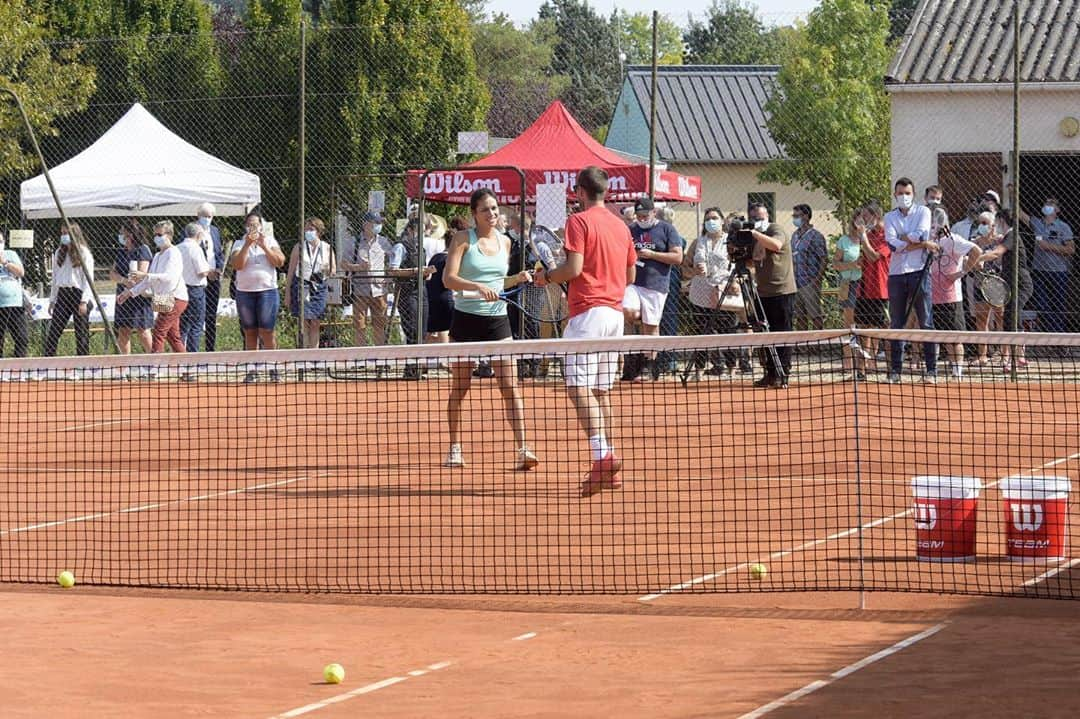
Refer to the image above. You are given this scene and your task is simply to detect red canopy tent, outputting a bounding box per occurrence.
[406,101,701,205]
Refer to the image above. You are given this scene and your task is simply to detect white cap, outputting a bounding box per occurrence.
[983,190,1001,205]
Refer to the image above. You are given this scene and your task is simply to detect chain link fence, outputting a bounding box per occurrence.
[0,2,1074,361]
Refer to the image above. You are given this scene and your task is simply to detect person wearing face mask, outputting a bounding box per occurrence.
[883,177,938,383]
[109,218,154,355]
[927,207,982,378]
[791,203,827,332]
[44,223,95,358]
[118,220,188,354]
[230,211,286,369]
[971,210,1004,365]
[684,207,743,379]
[1018,197,1074,334]
[978,208,1033,371]
[854,202,891,372]
[0,231,28,358]
[340,211,392,347]
[621,197,684,381]
[175,223,213,355]
[191,203,224,351]
[746,202,795,388]
[924,186,944,212]
[284,217,335,348]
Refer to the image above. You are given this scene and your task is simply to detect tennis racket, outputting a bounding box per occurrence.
[972,270,1009,307]
[460,283,569,326]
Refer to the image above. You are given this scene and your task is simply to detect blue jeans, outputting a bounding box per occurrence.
[180,285,206,352]
[235,289,280,331]
[1033,270,1069,333]
[888,272,936,375]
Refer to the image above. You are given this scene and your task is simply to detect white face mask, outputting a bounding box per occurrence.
[704,219,723,234]
[636,217,658,229]
[373,224,383,235]
[153,234,167,249]
[753,219,769,232]
[304,230,317,243]
[117,234,127,247]
[976,224,991,237]
[59,234,71,246]
[895,193,914,210]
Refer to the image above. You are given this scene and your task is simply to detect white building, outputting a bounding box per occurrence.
[886,0,1080,228]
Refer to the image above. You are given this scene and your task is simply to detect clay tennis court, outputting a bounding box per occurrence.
[2,341,1079,716]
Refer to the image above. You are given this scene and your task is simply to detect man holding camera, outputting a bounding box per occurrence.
[747,202,795,388]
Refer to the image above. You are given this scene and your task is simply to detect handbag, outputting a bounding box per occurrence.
[152,293,175,314]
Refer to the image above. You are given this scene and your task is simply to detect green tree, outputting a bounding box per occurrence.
[684,0,782,65]
[537,0,622,133]
[314,0,489,225]
[613,11,684,66]
[474,14,568,137]
[758,0,892,218]
[0,0,95,186]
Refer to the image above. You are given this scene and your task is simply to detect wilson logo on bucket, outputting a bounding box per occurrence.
[914,503,938,530]
[1010,503,1044,532]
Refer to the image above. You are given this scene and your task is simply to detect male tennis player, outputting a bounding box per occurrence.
[535,166,637,497]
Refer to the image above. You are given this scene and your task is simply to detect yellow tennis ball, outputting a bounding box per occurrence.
[749,563,768,581]
[323,663,345,684]
[57,570,76,588]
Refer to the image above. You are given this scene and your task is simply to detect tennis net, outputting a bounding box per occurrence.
[1,328,1078,598]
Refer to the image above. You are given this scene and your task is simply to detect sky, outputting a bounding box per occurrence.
[482,0,823,27]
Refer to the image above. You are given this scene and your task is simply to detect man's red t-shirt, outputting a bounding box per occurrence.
[562,205,637,318]
[857,226,891,300]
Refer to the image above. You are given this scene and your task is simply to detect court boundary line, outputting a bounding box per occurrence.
[0,473,328,537]
[640,451,1080,601]
[735,623,948,719]
[269,661,453,719]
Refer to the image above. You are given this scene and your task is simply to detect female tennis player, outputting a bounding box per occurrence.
[442,188,537,470]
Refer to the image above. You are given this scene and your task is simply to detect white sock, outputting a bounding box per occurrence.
[589,435,612,461]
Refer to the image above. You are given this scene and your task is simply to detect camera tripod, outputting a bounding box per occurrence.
[680,261,785,386]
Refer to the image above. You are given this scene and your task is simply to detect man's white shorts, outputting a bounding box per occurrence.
[623,284,668,326]
[562,306,623,390]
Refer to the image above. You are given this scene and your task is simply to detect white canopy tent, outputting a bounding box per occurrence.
[20,103,260,219]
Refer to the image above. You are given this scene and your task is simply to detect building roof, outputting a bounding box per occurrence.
[622,65,781,163]
[887,0,1080,85]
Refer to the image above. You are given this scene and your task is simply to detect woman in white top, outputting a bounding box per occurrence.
[44,222,95,357]
[231,211,285,353]
[284,217,335,348]
[117,220,187,353]
[684,208,745,379]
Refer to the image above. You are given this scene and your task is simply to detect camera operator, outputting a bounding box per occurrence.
[746,203,795,389]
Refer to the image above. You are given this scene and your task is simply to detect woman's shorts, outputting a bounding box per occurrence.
[235,289,280,331]
[449,309,512,342]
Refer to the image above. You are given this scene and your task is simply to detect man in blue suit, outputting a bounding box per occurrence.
[196,202,225,351]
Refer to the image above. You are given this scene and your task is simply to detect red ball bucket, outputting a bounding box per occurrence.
[1000,476,1071,562]
[912,476,982,562]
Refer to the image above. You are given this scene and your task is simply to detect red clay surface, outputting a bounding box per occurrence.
[1,374,1078,715]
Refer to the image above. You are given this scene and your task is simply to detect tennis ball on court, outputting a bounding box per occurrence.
[323,663,345,684]
[749,563,768,581]
[57,570,76,588]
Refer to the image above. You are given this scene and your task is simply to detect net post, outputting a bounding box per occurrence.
[853,328,867,610]
[298,18,308,346]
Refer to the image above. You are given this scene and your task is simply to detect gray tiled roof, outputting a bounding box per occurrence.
[887,0,1080,84]
[625,65,781,163]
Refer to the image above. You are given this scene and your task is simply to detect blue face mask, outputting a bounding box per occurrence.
[153,234,167,249]
[704,219,723,234]
[793,217,803,229]
[117,234,127,247]
[373,224,383,235]
[976,224,990,237]
[1043,205,1056,217]
[198,217,211,228]
[304,230,317,242]
[59,234,71,246]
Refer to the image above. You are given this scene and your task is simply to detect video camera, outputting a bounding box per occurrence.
[726,216,756,262]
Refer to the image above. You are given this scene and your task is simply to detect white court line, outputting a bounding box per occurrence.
[61,419,135,432]
[1022,558,1080,587]
[512,632,537,641]
[270,662,453,719]
[736,623,947,719]
[0,475,320,536]
[640,450,1080,602]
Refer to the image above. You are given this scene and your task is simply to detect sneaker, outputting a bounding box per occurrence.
[753,375,777,388]
[921,373,938,384]
[580,453,623,498]
[180,373,197,383]
[472,362,494,378]
[886,372,902,384]
[516,447,539,471]
[268,369,282,383]
[444,444,465,468]
[648,359,661,381]
[738,359,753,374]
[242,370,258,384]
[854,370,867,382]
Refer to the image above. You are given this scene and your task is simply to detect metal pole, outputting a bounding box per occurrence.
[1,88,119,354]
[1010,0,1021,381]
[648,12,659,202]
[298,19,308,347]
[417,195,425,345]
